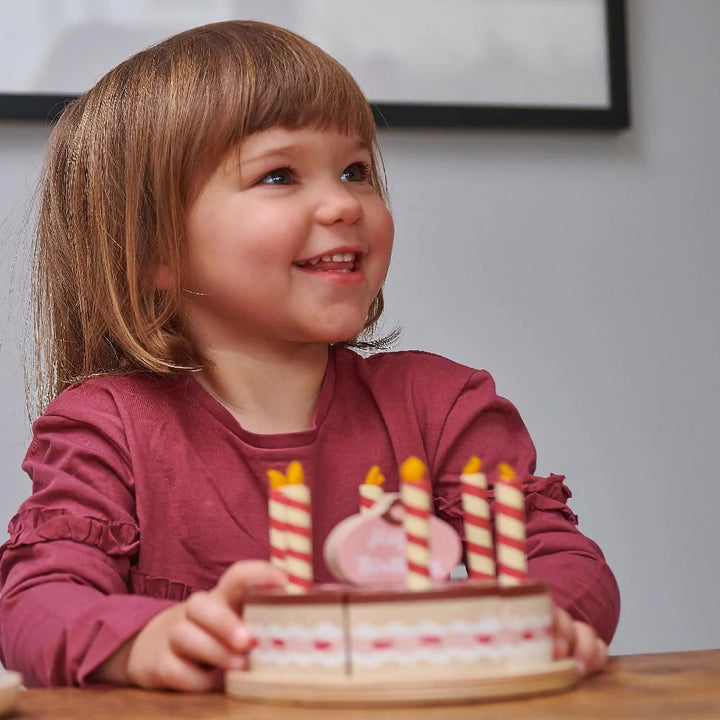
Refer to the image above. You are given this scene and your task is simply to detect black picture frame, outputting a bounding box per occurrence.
[373,0,629,130]
[0,0,629,129]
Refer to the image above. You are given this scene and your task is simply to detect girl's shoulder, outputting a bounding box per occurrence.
[334,347,495,394]
[41,372,190,421]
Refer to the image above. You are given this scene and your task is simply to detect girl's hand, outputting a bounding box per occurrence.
[552,605,609,677]
[97,560,285,691]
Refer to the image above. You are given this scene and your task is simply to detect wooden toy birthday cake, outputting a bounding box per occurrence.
[225,458,577,706]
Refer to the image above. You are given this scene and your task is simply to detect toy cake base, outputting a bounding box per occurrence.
[227,580,578,707]
[226,659,577,707]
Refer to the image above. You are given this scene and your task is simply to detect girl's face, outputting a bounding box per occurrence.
[180,127,394,353]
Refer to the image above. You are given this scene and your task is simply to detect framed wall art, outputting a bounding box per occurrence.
[0,0,629,129]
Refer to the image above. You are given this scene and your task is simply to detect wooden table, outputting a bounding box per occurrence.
[10,649,720,719]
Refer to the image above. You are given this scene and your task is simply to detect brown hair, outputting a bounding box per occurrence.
[33,20,391,412]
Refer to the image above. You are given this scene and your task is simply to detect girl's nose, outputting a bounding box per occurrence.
[314,181,364,226]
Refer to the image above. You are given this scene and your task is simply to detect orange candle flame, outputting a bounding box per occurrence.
[400,456,428,483]
[498,463,517,482]
[286,460,304,485]
[267,468,287,489]
[364,465,385,486]
[462,456,482,475]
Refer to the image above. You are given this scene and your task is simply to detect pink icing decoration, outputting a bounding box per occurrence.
[324,494,462,584]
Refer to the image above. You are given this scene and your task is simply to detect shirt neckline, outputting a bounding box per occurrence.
[184,349,338,449]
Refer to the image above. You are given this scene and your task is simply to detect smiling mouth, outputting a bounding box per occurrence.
[295,252,360,274]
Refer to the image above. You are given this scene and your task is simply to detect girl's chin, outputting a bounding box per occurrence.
[312,315,372,343]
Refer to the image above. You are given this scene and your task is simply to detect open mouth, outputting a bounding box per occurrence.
[295,252,360,274]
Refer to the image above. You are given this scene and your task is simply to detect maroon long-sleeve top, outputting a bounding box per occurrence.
[0,348,620,686]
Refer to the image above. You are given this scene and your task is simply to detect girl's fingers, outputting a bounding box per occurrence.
[214,560,286,609]
[184,591,253,653]
[551,606,609,676]
[150,561,285,687]
[552,606,576,659]
[179,562,285,662]
[125,604,226,692]
[169,611,247,671]
[572,622,609,675]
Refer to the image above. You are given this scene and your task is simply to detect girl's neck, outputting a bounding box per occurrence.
[195,343,331,435]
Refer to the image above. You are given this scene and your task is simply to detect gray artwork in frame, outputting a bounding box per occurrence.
[0,0,629,129]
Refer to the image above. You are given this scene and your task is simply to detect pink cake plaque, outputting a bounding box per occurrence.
[324,493,462,584]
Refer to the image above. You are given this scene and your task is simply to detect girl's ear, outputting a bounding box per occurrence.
[155,263,175,290]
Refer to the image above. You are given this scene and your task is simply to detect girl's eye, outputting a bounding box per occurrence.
[259,167,295,185]
[341,162,371,183]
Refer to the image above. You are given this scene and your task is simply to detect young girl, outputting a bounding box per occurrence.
[0,20,619,691]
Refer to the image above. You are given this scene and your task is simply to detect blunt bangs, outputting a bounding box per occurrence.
[153,22,382,200]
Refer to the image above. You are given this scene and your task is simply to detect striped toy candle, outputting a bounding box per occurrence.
[494,463,528,586]
[359,465,385,513]
[266,468,288,572]
[460,456,496,581]
[399,456,433,591]
[280,461,314,594]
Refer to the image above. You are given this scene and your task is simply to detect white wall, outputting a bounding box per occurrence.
[1,1,718,656]
[0,124,48,525]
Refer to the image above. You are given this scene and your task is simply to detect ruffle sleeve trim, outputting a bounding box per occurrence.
[524,473,578,525]
[435,472,577,525]
[130,570,195,601]
[3,508,139,557]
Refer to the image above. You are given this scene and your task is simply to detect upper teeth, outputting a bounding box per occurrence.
[303,253,356,265]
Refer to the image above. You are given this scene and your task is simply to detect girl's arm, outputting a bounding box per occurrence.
[0,395,169,686]
[95,561,284,691]
[0,538,175,686]
[521,474,620,646]
[430,369,621,654]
